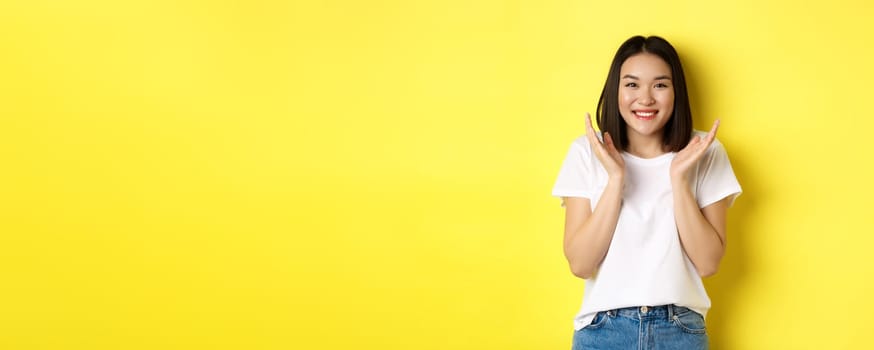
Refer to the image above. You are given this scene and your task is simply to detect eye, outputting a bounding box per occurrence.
[655,83,670,88]
[624,82,638,88]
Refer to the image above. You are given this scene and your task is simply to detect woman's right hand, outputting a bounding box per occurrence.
[563,114,626,279]
[585,113,625,181]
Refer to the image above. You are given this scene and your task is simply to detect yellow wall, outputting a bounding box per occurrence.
[1,0,871,349]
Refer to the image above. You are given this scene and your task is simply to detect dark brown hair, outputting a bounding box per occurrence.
[596,35,692,152]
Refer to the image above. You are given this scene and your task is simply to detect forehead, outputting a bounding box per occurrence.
[620,53,672,78]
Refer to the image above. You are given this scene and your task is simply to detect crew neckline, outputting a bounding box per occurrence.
[621,150,675,164]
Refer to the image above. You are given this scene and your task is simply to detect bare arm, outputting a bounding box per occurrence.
[562,113,626,279]
[562,177,623,279]
[672,184,730,277]
[670,120,730,277]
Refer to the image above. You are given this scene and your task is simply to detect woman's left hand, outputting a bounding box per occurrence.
[670,120,720,184]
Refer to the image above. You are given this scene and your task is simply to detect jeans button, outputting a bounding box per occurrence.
[641,306,649,314]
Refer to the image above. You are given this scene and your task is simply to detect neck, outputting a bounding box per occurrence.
[625,132,667,159]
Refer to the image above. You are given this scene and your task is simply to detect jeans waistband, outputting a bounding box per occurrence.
[605,304,693,320]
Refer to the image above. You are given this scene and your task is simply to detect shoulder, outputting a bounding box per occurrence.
[564,133,607,164]
[569,133,600,155]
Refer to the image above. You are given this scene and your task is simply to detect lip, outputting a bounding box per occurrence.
[632,109,658,120]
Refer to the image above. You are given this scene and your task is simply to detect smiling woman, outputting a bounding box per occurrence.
[597,36,694,156]
[552,36,742,350]
[617,54,676,158]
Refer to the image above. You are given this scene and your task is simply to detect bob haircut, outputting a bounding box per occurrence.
[596,35,692,153]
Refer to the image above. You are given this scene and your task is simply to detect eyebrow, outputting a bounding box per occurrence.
[621,74,672,80]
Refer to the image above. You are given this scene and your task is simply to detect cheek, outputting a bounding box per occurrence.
[618,96,633,116]
[618,90,635,106]
[659,91,675,108]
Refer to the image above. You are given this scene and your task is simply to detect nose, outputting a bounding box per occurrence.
[639,89,655,105]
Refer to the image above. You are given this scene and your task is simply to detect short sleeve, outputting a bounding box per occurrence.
[695,139,742,208]
[552,139,594,206]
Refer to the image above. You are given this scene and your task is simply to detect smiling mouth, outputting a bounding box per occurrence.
[633,110,657,120]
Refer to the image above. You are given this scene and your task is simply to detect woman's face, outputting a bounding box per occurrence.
[618,53,675,141]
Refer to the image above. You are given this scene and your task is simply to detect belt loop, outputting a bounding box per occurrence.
[668,304,675,320]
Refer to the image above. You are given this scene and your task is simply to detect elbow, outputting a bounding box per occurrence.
[697,250,726,278]
[696,262,719,278]
[569,262,596,279]
[698,267,717,278]
[565,248,597,279]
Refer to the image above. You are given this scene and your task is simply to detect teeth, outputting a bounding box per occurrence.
[635,111,655,117]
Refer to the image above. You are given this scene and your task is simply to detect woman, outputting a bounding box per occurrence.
[552,35,742,349]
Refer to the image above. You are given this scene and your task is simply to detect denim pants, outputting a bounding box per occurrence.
[571,304,708,350]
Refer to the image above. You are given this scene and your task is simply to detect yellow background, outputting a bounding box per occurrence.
[1,0,872,349]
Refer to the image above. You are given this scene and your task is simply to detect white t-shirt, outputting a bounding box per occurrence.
[552,131,742,331]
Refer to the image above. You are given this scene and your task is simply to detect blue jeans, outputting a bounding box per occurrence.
[571,304,708,350]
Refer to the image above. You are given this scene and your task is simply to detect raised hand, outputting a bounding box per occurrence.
[671,119,720,184]
[585,112,625,180]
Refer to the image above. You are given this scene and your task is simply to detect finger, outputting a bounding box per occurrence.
[691,120,719,156]
[680,135,701,154]
[688,135,701,147]
[603,132,621,157]
[604,132,620,156]
[585,113,602,147]
[585,112,593,133]
[704,119,720,144]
